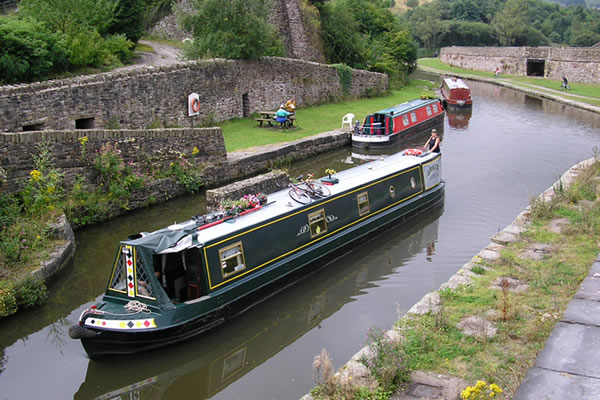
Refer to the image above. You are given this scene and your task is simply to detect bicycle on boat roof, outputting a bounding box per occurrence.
[288,174,331,204]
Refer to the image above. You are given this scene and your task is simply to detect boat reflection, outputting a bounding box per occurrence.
[75,205,443,400]
[446,108,472,129]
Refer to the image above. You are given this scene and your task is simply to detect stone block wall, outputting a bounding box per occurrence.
[0,127,225,192]
[202,130,350,187]
[0,58,387,133]
[206,171,289,212]
[440,46,600,83]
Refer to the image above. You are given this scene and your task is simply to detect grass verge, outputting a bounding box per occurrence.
[220,80,436,152]
[394,155,600,398]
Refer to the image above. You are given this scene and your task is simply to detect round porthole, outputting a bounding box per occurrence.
[410,177,416,189]
[389,185,396,198]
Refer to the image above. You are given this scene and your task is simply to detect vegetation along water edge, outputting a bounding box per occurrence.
[303,154,600,399]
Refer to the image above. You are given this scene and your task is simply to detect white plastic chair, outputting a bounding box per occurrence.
[341,113,354,129]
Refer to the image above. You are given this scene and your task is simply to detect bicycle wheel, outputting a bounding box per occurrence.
[289,187,311,204]
[308,182,331,198]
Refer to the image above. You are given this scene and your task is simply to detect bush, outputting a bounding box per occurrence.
[0,284,17,318]
[13,276,48,309]
[0,16,69,84]
[105,0,145,44]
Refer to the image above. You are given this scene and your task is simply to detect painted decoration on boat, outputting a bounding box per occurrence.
[84,317,157,330]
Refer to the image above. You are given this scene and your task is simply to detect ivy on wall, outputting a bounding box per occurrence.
[332,63,353,96]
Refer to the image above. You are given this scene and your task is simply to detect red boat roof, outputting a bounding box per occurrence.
[443,77,470,90]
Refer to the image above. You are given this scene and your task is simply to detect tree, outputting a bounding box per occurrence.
[318,0,366,67]
[180,0,284,60]
[106,0,145,44]
[492,0,530,45]
[19,0,113,35]
[0,16,69,83]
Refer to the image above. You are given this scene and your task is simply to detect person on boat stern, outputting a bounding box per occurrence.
[424,129,441,154]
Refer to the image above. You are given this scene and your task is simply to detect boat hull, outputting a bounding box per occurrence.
[352,113,443,149]
[80,180,445,358]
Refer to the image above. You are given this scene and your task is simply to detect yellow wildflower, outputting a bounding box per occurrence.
[29,169,42,181]
[78,136,88,145]
[192,146,200,156]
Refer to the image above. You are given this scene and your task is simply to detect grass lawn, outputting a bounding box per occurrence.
[220,80,435,152]
[418,58,600,107]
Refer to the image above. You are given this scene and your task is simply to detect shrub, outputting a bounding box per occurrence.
[359,327,407,392]
[0,16,69,84]
[13,276,48,309]
[0,284,17,318]
[21,144,64,215]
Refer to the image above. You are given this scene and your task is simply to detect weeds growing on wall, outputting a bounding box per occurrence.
[332,63,353,96]
[0,139,209,318]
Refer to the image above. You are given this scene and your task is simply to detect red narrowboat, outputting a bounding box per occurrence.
[440,77,472,109]
[352,98,445,148]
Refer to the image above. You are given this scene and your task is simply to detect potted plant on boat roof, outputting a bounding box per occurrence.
[321,168,339,185]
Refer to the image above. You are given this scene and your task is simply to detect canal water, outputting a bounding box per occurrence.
[1,78,600,400]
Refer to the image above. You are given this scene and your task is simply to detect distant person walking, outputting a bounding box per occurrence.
[494,67,501,78]
[561,76,570,90]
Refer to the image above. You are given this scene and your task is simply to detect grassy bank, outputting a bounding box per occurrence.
[418,58,600,108]
[311,155,600,399]
[220,80,436,152]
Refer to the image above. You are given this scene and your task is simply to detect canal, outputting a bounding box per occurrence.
[1,77,600,400]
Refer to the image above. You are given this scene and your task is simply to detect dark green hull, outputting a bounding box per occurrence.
[76,153,444,358]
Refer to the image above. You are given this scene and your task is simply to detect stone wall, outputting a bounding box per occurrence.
[202,129,351,187]
[206,171,289,212]
[0,57,387,133]
[440,46,600,83]
[0,127,225,192]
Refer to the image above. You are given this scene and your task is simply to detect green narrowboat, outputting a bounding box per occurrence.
[69,151,444,358]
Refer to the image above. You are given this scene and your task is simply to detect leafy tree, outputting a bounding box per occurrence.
[19,0,114,35]
[318,0,366,66]
[570,30,600,46]
[492,0,530,45]
[0,16,69,83]
[106,0,145,44]
[180,0,284,60]
[439,20,497,46]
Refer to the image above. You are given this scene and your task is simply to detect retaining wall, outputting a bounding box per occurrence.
[206,171,289,212]
[0,127,225,192]
[440,46,600,84]
[0,57,387,132]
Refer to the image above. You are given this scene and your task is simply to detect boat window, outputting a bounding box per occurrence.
[426,106,432,116]
[433,104,439,113]
[109,245,128,293]
[136,253,155,299]
[410,112,417,123]
[220,242,246,278]
[308,209,328,238]
[402,115,409,126]
[357,192,370,216]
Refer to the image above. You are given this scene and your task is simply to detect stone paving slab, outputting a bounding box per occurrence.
[574,272,600,302]
[562,298,600,327]
[535,322,600,379]
[513,367,600,400]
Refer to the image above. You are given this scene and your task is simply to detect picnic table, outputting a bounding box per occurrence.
[255,111,296,128]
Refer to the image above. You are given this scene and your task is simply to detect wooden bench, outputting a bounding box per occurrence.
[255,118,274,127]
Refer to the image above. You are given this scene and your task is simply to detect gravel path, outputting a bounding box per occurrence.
[117,40,184,71]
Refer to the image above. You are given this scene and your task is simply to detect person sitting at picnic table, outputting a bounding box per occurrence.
[284,98,296,114]
[275,106,291,127]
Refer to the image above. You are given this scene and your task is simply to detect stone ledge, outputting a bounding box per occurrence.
[31,214,76,282]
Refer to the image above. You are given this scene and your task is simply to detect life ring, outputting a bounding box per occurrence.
[191,98,200,113]
[403,148,423,156]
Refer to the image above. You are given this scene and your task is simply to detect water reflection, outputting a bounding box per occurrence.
[75,207,442,400]
[447,108,472,129]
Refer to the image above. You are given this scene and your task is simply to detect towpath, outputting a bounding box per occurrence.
[513,258,600,399]
[116,39,183,71]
